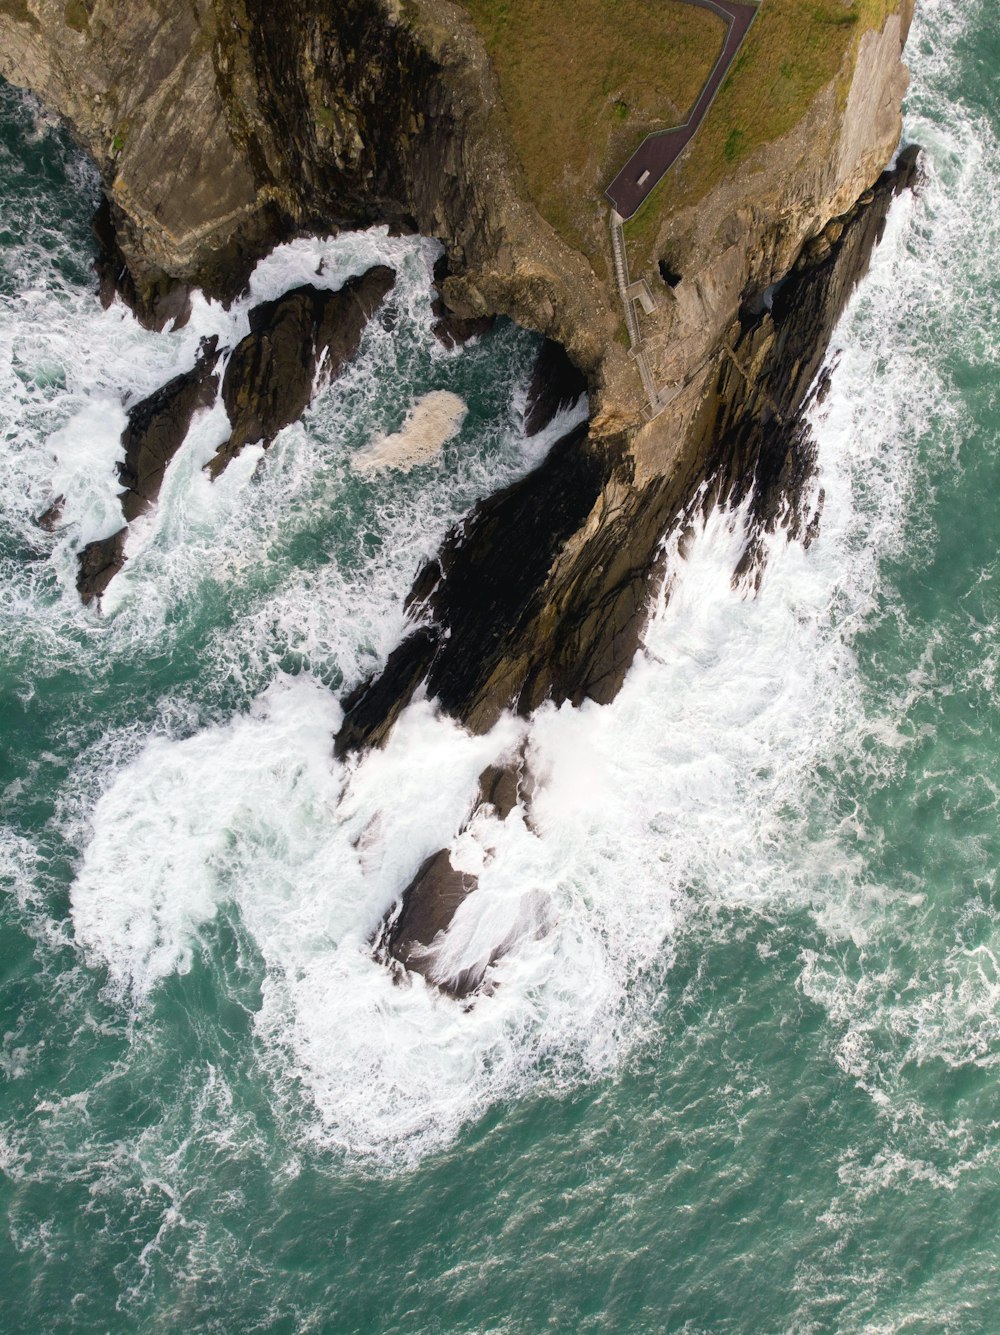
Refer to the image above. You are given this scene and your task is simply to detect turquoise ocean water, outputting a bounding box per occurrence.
[2,2,999,1329]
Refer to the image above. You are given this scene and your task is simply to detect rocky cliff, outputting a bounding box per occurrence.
[1,0,915,988]
[0,1,911,399]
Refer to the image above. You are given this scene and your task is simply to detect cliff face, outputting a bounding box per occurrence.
[0,1,911,399]
[0,0,914,741]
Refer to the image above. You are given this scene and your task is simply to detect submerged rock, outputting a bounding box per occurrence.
[207,266,396,479]
[373,849,479,996]
[77,527,128,606]
[36,495,65,531]
[118,338,220,521]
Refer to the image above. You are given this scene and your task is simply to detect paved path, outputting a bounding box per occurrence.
[606,0,758,219]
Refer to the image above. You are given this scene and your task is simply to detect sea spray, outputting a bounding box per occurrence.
[4,2,1000,1324]
[52,169,939,1166]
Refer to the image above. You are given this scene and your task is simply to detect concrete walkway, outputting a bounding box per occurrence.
[606,0,758,219]
[610,209,688,417]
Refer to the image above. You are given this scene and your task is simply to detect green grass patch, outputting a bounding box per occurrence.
[455,0,900,277]
[455,0,725,266]
[64,0,89,31]
[724,128,745,162]
[622,0,900,268]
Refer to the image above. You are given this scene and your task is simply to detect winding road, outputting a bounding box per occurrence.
[606,0,759,219]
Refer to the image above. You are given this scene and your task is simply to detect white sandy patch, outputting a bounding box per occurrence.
[351,390,467,476]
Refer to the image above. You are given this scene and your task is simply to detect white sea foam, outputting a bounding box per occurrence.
[0,211,577,713]
[351,389,468,475]
[61,132,951,1166]
[63,263,930,1169]
[11,0,995,1172]
[0,223,446,611]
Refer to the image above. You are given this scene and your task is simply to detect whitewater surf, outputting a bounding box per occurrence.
[3,0,1000,1327]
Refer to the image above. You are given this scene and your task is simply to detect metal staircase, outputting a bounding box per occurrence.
[609,210,662,414]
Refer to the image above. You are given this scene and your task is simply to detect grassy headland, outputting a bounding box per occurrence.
[456,0,899,275]
[456,0,724,269]
[623,0,900,268]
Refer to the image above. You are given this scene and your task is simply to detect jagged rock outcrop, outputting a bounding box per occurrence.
[208,266,395,478]
[356,149,921,995]
[77,526,127,605]
[76,339,219,602]
[430,253,495,350]
[118,338,221,520]
[336,149,921,755]
[705,145,924,590]
[372,753,533,998]
[335,421,602,752]
[73,265,394,602]
[373,849,479,996]
[0,0,916,991]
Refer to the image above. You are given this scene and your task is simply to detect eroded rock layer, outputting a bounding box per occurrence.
[364,150,920,997]
[210,266,395,478]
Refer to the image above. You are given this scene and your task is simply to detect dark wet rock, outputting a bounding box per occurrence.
[371,751,534,999]
[207,265,396,479]
[336,150,923,763]
[117,338,220,522]
[335,417,695,758]
[477,761,522,821]
[73,265,394,602]
[36,495,65,531]
[363,154,920,996]
[430,252,495,349]
[337,626,439,760]
[336,420,606,754]
[93,197,194,333]
[523,338,587,437]
[76,527,128,606]
[72,338,220,603]
[705,145,923,589]
[372,849,480,997]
